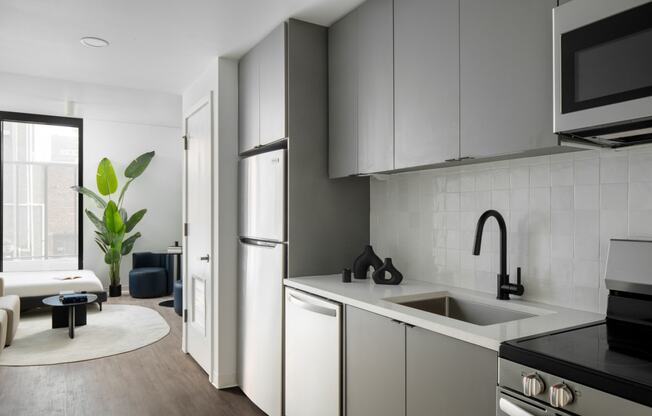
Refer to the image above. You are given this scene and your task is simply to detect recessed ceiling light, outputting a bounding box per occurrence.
[80,36,109,48]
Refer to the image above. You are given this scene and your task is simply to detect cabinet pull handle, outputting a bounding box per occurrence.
[391,319,415,328]
[288,294,337,317]
[445,156,475,163]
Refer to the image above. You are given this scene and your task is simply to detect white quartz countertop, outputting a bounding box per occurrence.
[284,275,604,351]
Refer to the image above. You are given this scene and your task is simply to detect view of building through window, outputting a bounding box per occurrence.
[2,120,80,271]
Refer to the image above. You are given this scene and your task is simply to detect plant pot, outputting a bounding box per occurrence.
[109,284,122,297]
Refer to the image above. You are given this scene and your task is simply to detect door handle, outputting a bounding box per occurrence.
[498,398,536,416]
[200,254,210,262]
[288,294,337,317]
[239,238,278,248]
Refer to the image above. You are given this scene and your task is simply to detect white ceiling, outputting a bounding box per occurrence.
[0,0,364,94]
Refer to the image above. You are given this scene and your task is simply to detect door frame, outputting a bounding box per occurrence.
[181,92,214,380]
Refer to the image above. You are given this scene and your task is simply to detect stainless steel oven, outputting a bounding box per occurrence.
[553,0,652,147]
[497,359,652,416]
[498,239,652,415]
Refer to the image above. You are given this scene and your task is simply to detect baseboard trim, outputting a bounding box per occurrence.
[212,372,238,389]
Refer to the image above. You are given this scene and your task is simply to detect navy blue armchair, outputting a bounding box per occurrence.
[129,252,175,298]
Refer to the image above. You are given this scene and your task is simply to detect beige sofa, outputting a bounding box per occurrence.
[0,277,20,346]
[0,310,7,351]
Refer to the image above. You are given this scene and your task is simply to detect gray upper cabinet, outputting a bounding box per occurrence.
[238,47,259,154]
[406,326,497,416]
[238,23,287,154]
[328,0,394,178]
[394,0,460,169]
[259,23,287,146]
[328,0,562,174]
[459,0,557,159]
[328,10,358,178]
[357,0,394,174]
[346,306,405,416]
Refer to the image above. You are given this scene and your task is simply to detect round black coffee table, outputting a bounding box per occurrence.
[43,294,98,339]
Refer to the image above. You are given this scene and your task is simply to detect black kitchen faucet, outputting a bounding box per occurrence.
[472,210,524,300]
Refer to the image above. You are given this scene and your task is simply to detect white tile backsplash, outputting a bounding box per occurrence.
[370,148,652,313]
[551,186,573,210]
[530,163,551,188]
[630,182,652,209]
[574,185,599,210]
[550,160,574,187]
[510,166,530,189]
[574,157,600,185]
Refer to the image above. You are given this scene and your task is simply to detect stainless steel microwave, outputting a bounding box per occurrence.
[553,0,652,148]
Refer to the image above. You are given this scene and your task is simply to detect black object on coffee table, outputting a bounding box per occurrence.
[42,294,98,339]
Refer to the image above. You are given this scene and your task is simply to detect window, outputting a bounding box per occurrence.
[1,112,83,272]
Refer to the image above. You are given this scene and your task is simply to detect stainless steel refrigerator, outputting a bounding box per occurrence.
[238,148,286,416]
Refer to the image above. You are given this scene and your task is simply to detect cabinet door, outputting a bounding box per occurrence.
[346,306,405,416]
[239,47,260,153]
[406,326,497,416]
[259,23,287,146]
[460,0,557,158]
[394,0,460,169]
[357,0,394,174]
[328,10,358,178]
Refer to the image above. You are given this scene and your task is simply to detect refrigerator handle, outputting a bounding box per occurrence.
[239,237,278,248]
[288,294,337,317]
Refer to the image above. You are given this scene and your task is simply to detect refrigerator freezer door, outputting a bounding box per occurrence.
[238,239,285,416]
[285,288,341,416]
[239,149,286,242]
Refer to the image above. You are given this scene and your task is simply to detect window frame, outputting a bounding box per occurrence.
[0,111,84,271]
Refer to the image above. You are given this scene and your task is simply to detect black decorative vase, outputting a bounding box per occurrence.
[109,284,122,297]
[372,258,403,285]
[353,245,383,279]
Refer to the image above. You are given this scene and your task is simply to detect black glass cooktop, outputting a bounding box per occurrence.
[500,321,652,407]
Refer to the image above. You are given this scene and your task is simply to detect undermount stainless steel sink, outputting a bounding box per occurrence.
[394,296,535,326]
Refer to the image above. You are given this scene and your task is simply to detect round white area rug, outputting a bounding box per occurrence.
[0,304,170,366]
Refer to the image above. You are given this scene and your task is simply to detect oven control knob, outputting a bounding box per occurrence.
[522,373,545,397]
[549,383,574,408]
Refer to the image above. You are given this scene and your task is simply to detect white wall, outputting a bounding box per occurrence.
[182,58,238,388]
[0,71,183,287]
[370,147,652,314]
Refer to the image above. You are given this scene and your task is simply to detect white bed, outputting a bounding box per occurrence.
[0,270,106,310]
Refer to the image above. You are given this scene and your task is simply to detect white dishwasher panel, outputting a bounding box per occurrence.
[285,288,342,416]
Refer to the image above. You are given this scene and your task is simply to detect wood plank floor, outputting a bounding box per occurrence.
[0,295,265,416]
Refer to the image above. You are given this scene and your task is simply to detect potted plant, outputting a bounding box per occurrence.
[73,151,155,297]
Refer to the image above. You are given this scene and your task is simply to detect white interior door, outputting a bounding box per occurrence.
[184,94,213,374]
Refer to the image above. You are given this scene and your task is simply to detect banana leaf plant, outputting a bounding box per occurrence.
[73,151,155,292]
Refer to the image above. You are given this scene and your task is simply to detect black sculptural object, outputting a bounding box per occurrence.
[353,245,383,279]
[372,258,403,285]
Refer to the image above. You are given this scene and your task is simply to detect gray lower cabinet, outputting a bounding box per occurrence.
[346,306,406,416]
[259,23,287,146]
[238,47,259,154]
[394,0,460,169]
[459,0,557,159]
[328,10,358,178]
[345,306,497,416]
[406,326,497,416]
